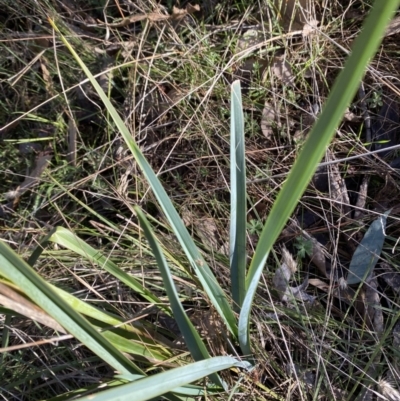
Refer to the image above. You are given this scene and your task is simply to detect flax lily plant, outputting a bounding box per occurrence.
[0,1,398,400]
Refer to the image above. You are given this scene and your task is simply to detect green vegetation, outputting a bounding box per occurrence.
[1,1,400,400]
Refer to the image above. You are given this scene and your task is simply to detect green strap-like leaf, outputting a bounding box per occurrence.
[47,19,237,338]
[50,375,215,400]
[74,356,249,401]
[0,240,140,376]
[230,81,247,311]
[135,207,225,388]
[238,0,400,355]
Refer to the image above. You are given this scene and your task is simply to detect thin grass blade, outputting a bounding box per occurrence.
[230,80,247,311]
[238,0,400,355]
[48,18,237,338]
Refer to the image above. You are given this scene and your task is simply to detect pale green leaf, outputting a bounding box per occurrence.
[238,0,400,355]
[347,211,389,285]
[0,239,140,376]
[47,227,163,308]
[48,19,237,338]
[74,356,249,401]
[230,80,247,311]
[135,207,225,388]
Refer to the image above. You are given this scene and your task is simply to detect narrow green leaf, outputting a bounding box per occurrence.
[100,329,166,361]
[135,207,225,388]
[48,19,237,338]
[230,80,247,311]
[238,0,399,355]
[2,273,170,356]
[55,289,171,361]
[0,240,140,376]
[48,227,164,309]
[347,211,389,285]
[53,286,146,334]
[74,356,248,401]
[115,375,213,396]
[43,377,203,401]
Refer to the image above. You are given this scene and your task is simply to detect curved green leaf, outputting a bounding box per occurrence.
[100,329,167,361]
[56,375,216,400]
[74,356,249,401]
[238,0,399,356]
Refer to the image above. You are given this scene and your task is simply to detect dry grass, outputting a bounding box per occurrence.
[1,0,400,400]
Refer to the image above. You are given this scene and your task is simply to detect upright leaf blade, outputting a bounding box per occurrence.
[238,0,399,356]
[230,80,247,311]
